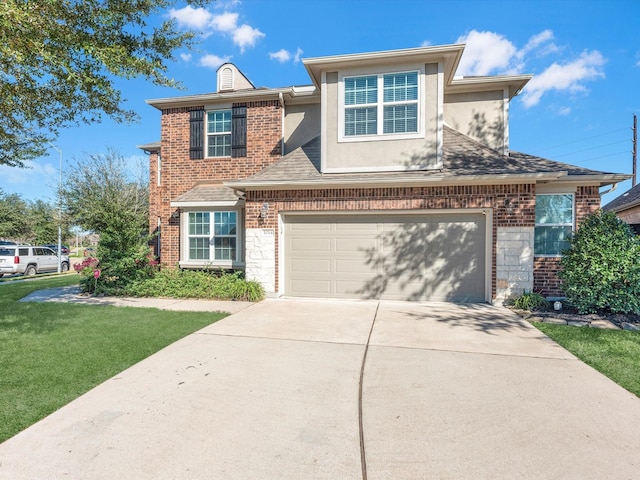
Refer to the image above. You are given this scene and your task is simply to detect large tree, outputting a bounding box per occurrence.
[61,148,148,235]
[0,0,208,167]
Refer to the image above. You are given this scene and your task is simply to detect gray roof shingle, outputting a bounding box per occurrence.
[171,183,242,204]
[228,127,622,188]
[603,183,640,212]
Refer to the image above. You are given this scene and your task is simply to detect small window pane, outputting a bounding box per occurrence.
[383,104,418,134]
[207,134,231,157]
[189,238,210,260]
[214,211,237,236]
[345,76,377,105]
[214,237,236,261]
[534,226,572,255]
[188,212,210,235]
[345,107,377,136]
[535,194,573,224]
[383,72,418,102]
[207,110,231,133]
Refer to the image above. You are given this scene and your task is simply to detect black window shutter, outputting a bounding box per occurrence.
[189,109,204,160]
[231,105,247,158]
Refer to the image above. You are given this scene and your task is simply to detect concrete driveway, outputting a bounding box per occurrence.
[1,298,640,479]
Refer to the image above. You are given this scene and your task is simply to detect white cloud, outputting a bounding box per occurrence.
[168,6,213,29]
[455,29,606,109]
[456,31,517,76]
[168,7,264,52]
[269,49,291,62]
[269,47,303,63]
[211,12,238,32]
[200,54,232,69]
[232,24,265,52]
[557,106,572,116]
[521,50,606,107]
[421,40,432,47]
[180,53,192,62]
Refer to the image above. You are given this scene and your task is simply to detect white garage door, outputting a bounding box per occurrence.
[284,213,487,302]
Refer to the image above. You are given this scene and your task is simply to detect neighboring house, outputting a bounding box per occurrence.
[141,44,629,304]
[602,183,640,234]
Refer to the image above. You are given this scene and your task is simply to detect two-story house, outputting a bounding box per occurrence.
[141,44,629,304]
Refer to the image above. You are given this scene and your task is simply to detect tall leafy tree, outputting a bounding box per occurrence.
[27,199,60,245]
[0,0,209,167]
[0,189,29,240]
[62,149,151,291]
[62,148,148,235]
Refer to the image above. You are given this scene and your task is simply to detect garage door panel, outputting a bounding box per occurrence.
[288,279,332,296]
[289,237,332,254]
[289,259,332,274]
[285,213,486,302]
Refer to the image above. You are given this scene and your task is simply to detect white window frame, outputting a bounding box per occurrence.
[534,193,575,257]
[206,109,232,158]
[181,208,244,268]
[338,67,424,143]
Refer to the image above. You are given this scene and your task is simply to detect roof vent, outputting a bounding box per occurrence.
[220,67,233,91]
[216,63,255,92]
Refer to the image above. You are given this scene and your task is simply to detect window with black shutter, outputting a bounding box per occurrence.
[231,104,247,158]
[189,109,204,160]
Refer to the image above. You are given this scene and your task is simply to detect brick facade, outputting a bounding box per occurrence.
[149,100,282,265]
[150,99,602,301]
[245,184,537,300]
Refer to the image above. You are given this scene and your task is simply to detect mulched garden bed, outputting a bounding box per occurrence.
[509,304,640,330]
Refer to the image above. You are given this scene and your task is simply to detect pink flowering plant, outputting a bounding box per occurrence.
[77,231,159,295]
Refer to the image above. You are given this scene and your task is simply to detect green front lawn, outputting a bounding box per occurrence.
[534,322,640,397]
[0,276,226,443]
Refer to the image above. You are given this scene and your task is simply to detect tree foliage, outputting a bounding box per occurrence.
[0,190,69,243]
[61,148,148,235]
[62,149,151,292]
[0,0,209,167]
[560,210,640,314]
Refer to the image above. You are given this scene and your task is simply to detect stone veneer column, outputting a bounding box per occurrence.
[495,226,534,304]
[245,228,276,294]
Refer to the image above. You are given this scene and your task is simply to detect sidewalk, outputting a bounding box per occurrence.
[19,286,254,314]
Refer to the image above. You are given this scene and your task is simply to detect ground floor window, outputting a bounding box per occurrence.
[187,210,238,261]
[534,193,574,256]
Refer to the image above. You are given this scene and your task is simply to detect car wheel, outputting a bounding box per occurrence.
[24,265,37,276]
[61,262,69,272]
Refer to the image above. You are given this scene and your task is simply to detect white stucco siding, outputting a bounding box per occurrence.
[444,90,505,152]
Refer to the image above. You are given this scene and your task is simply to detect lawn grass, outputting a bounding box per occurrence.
[0,276,226,443]
[534,322,640,397]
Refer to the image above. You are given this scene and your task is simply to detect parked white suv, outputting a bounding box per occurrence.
[0,245,70,277]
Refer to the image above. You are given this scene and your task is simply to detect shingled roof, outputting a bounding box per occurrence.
[227,127,626,189]
[603,183,640,212]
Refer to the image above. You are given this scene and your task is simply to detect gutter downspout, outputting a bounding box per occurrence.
[279,92,285,156]
[600,182,618,197]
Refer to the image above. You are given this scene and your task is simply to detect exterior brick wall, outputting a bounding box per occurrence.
[150,100,282,265]
[245,184,536,300]
[532,186,601,297]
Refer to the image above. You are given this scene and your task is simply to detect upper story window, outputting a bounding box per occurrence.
[342,70,419,139]
[189,105,247,160]
[207,110,232,157]
[534,194,574,256]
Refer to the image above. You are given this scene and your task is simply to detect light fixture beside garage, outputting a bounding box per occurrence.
[503,198,514,215]
[259,202,269,219]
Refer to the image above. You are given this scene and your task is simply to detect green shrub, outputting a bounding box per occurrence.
[125,269,265,302]
[512,291,549,311]
[560,210,640,314]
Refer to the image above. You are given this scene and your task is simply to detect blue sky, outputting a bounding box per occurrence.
[1,0,638,207]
